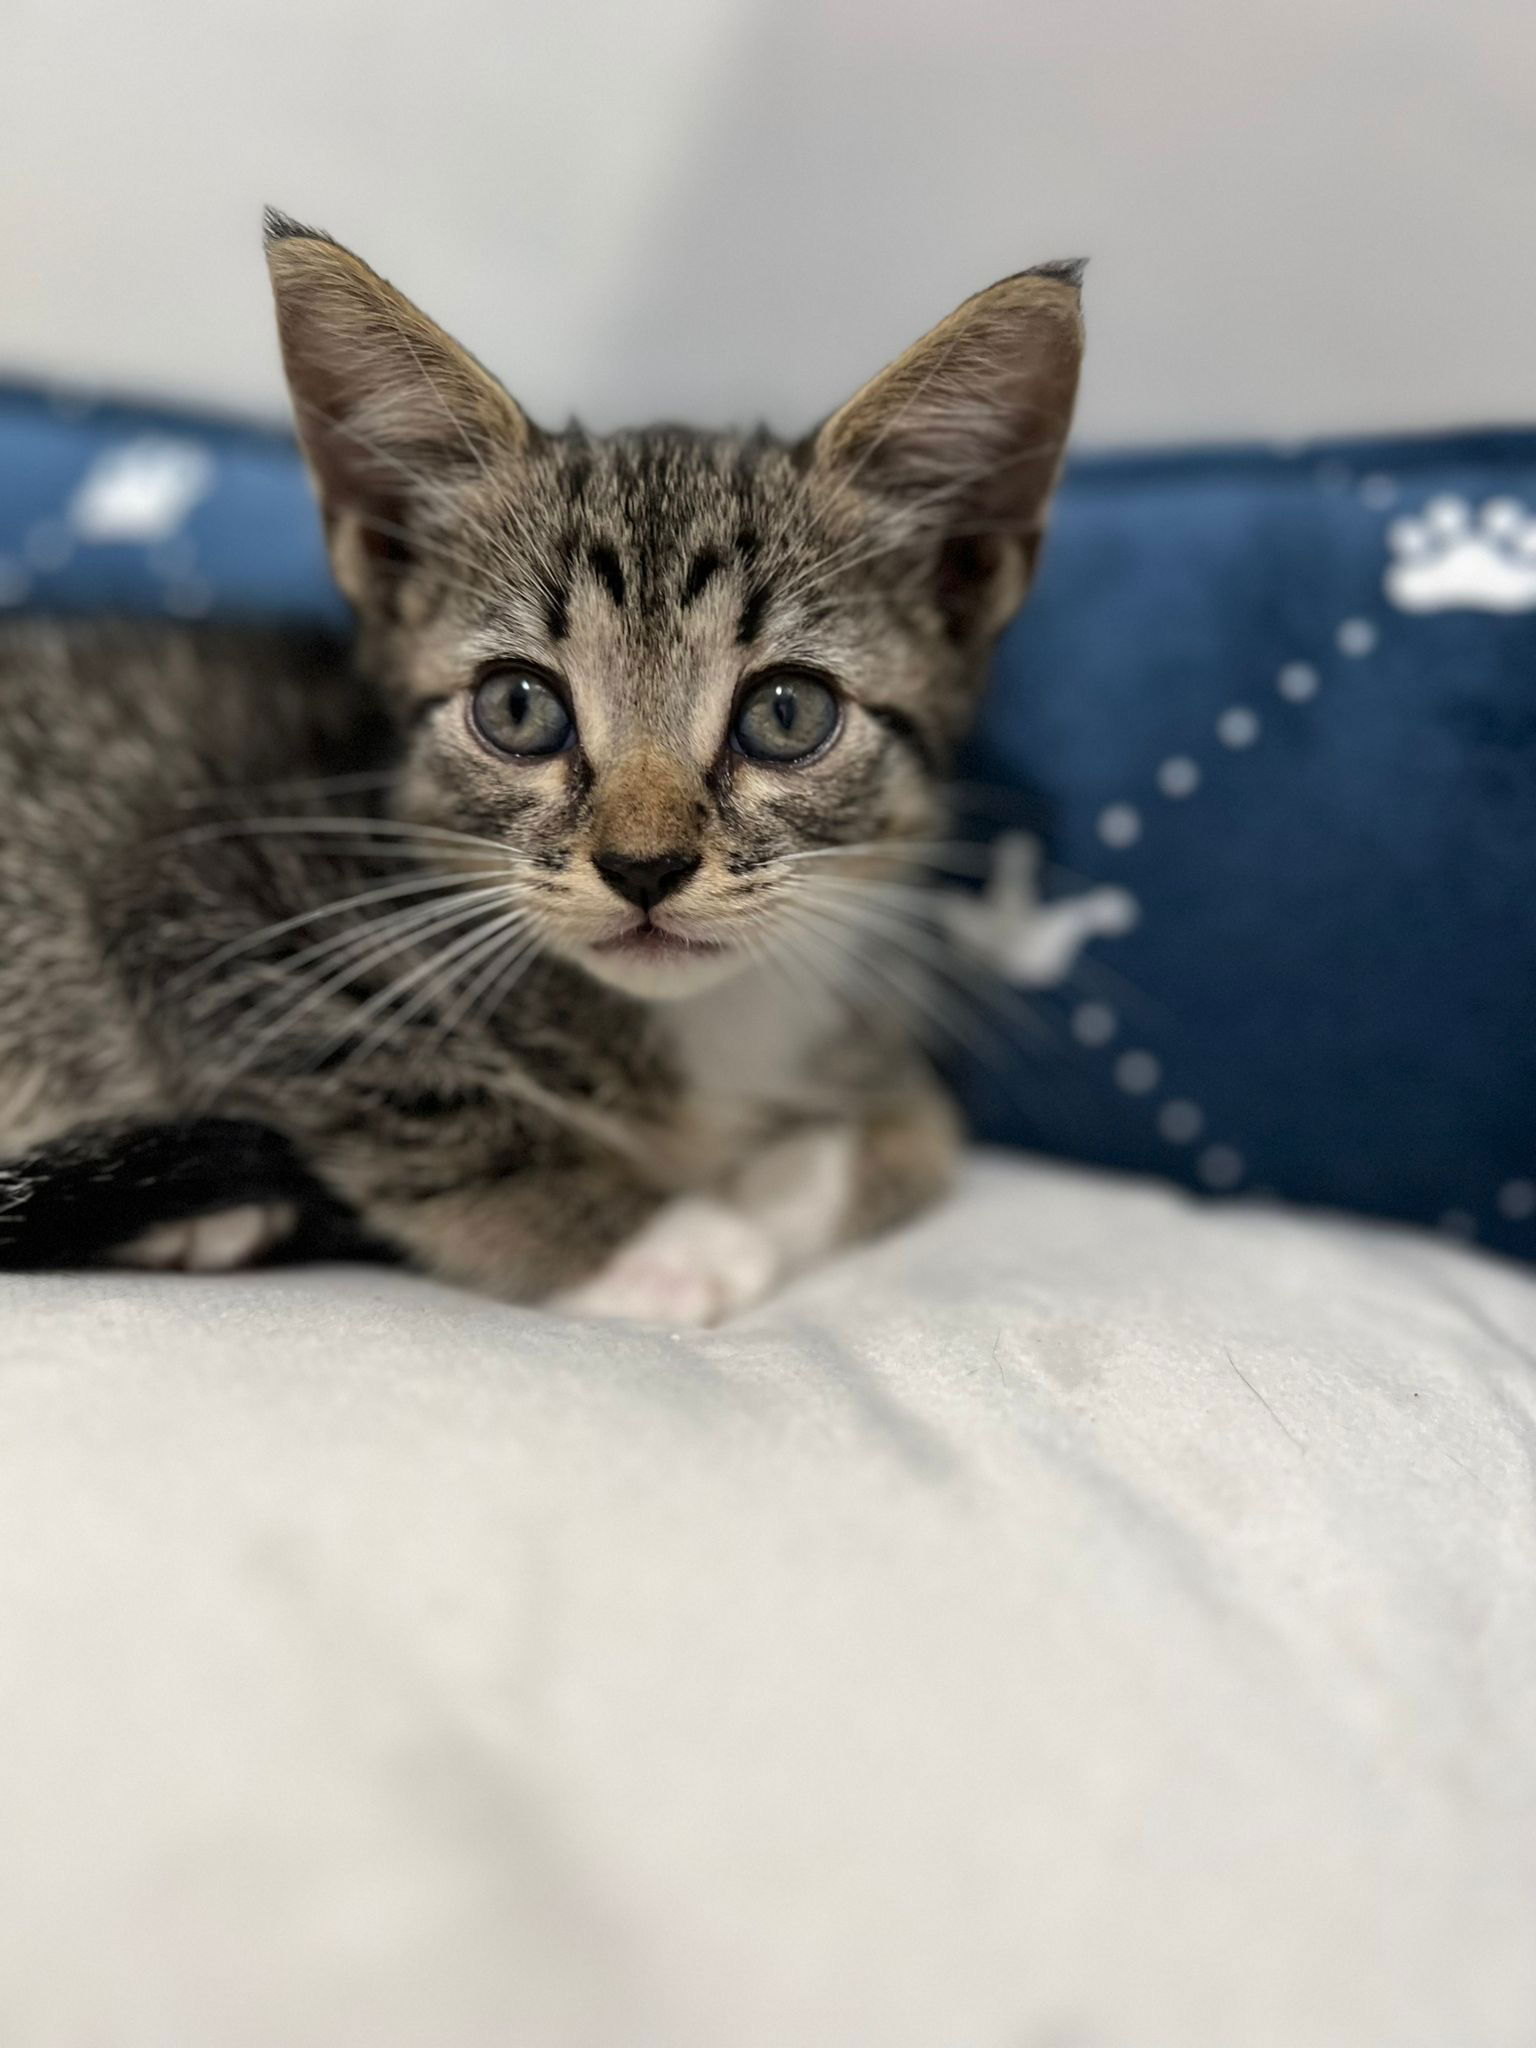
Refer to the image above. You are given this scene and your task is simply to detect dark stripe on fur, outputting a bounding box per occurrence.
[865,701,940,774]
[545,531,579,640]
[681,549,723,607]
[588,543,626,609]
[737,584,771,645]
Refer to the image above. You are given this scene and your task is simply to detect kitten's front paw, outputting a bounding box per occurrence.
[551,1197,778,1327]
[111,1201,297,1273]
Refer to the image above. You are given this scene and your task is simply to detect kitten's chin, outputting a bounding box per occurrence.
[571,931,750,1002]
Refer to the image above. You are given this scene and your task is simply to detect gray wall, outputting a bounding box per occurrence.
[3,0,1533,446]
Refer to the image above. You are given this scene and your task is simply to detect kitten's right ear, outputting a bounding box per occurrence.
[809,262,1085,639]
[263,209,533,606]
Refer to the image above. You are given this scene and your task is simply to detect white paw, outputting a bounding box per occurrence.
[552,1197,779,1327]
[112,1201,298,1273]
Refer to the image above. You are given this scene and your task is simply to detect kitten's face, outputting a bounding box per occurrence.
[357,430,967,1001]
[266,217,1083,1000]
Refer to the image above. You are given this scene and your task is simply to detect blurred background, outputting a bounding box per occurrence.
[3,0,1534,445]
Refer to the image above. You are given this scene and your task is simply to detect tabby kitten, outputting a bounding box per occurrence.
[0,215,1083,1322]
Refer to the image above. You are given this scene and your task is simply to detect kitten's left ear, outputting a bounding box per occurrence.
[810,262,1085,637]
[263,209,534,607]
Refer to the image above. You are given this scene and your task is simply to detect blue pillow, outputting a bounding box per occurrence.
[0,382,342,622]
[2,381,1533,1260]
[956,434,1536,1262]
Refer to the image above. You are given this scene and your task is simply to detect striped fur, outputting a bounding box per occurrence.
[0,220,1083,1316]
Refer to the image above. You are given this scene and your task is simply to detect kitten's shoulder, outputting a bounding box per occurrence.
[0,612,350,685]
[0,613,383,794]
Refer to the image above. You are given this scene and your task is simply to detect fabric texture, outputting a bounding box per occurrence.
[1,1151,1534,2047]
[2,382,1533,1256]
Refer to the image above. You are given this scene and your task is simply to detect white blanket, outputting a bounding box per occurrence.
[2,1153,1534,2047]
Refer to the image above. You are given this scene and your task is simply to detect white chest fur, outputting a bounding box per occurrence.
[560,963,858,1325]
[665,958,843,1139]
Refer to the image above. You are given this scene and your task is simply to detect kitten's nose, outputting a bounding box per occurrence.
[592,849,700,913]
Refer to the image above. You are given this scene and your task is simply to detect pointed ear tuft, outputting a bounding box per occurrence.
[263,206,338,248]
[265,225,532,607]
[1022,256,1088,290]
[811,264,1085,634]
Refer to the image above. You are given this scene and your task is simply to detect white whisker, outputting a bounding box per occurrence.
[411,920,545,1071]
[327,903,537,1077]
[169,812,533,863]
[218,888,514,1079]
[785,887,1043,1069]
[172,867,509,1000]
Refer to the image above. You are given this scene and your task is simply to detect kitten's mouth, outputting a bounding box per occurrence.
[591,921,730,960]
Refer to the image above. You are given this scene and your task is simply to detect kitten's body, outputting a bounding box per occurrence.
[0,222,1081,1320]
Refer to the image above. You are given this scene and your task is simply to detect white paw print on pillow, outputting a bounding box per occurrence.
[1384,494,1536,613]
[67,437,215,544]
[942,832,1139,988]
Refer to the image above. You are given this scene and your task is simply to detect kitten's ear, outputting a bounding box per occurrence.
[810,262,1085,637]
[263,210,534,606]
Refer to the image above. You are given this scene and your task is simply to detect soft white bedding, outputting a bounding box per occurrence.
[2,1151,1534,2048]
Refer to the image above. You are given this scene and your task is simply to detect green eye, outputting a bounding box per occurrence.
[470,666,574,757]
[731,671,841,763]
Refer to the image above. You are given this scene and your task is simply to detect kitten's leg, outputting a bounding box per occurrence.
[553,1085,961,1327]
[355,1155,663,1304]
[547,1194,780,1328]
[112,1202,299,1272]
